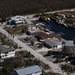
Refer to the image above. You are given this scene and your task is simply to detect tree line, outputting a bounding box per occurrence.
[0,0,75,18]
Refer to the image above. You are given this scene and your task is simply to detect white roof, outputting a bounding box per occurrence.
[11,16,24,20]
[1,53,5,56]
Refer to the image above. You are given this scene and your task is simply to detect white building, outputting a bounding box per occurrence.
[8,16,26,25]
[13,65,42,75]
[1,51,15,59]
[28,26,40,35]
[62,40,74,49]
[65,41,74,47]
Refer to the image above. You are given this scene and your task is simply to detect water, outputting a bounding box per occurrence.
[47,20,75,40]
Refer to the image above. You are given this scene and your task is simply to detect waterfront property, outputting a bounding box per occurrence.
[43,39,62,49]
[36,31,56,41]
[64,40,74,50]
[13,65,42,75]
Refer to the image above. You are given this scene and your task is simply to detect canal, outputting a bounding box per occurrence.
[47,20,75,40]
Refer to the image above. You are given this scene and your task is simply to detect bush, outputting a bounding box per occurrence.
[61,64,75,73]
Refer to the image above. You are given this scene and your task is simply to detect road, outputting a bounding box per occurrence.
[45,8,75,14]
[23,8,75,17]
[0,27,67,75]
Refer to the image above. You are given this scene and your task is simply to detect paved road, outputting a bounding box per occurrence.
[0,27,67,75]
[45,8,75,14]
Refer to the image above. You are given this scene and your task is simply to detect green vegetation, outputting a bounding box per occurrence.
[2,39,18,48]
[61,64,75,74]
[0,0,75,18]
[54,56,63,63]
[36,43,43,48]
[0,33,18,48]
[30,41,34,46]
[5,25,28,34]
[15,51,34,58]
[46,72,60,75]
[0,33,6,40]
[65,19,73,24]
[0,50,39,75]
[0,50,50,75]
[62,46,74,56]
[45,51,53,56]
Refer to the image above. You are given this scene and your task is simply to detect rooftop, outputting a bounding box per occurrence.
[15,65,42,75]
[44,39,62,47]
[28,26,40,33]
[37,31,56,39]
[65,41,74,47]
[11,16,25,21]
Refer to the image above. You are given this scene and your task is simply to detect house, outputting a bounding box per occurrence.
[13,65,42,75]
[65,40,74,50]
[8,16,26,25]
[43,39,62,49]
[0,45,15,58]
[36,31,56,41]
[27,26,40,35]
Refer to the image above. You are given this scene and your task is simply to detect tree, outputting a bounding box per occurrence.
[45,51,53,56]
[65,19,73,24]
[37,43,43,48]
[61,64,75,74]
[0,0,75,18]
[30,41,34,46]
[62,46,74,56]
[1,17,6,23]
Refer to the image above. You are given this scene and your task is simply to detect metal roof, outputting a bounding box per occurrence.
[11,16,24,20]
[44,39,62,47]
[15,65,42,75]
[65,41,74,47]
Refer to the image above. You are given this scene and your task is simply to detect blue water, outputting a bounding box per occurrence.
[47,20,75,40]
